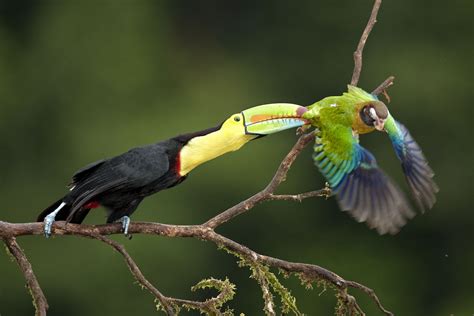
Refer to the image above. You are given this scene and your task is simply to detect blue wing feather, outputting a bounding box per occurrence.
[386,120,439,211]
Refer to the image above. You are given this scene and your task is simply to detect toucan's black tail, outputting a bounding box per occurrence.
[37,198,90,224]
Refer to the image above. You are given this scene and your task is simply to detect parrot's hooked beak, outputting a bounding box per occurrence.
[242,103,309,135]
[368,106,387,131]
[374,118,386,131]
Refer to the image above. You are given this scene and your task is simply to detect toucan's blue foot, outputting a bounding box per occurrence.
[119,216,131,238]
[44,213,55,238]
[43,202,66,238]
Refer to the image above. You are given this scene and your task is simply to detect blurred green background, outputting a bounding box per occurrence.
[0,0,472,315]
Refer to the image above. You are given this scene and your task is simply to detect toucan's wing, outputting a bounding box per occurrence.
[68,144,170,217]
[384,117,438,211]
[71,159,107,185]
[313,125,415,234]
[106,144,171,187]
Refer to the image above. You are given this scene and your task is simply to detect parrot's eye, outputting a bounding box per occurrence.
[360,106,376,126]
[233,116,241,122]
[369,107,378,120]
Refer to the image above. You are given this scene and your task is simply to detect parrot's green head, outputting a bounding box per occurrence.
[358,100,389,131]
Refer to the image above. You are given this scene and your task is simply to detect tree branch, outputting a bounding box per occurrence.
[0,220,393,315]
[371,75,395,100]
[2,237,48,316]
[351,0,383,86]
[86,233,176,314]
[269,189,331,202]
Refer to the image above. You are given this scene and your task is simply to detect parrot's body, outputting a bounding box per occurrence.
[303,86,438,234]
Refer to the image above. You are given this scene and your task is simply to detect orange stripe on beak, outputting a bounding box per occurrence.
[249,114,274,123]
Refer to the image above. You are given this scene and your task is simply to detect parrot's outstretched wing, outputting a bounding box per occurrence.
[384,117,439,211]
[313,126,415,234]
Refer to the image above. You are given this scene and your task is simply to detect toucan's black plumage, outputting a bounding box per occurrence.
[37,126,220,225]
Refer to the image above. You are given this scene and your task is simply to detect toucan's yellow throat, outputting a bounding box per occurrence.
[178,113,254,176]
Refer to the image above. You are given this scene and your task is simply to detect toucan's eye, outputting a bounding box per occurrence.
[233,116,241,122]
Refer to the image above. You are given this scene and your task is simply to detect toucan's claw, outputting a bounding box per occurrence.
[43,213,56,238]
[119,216,131,238]
[43,202,66,238]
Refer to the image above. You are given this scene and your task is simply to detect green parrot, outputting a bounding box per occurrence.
[302,86,438,234]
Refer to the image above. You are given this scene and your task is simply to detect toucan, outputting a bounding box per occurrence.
[38,103,308,237]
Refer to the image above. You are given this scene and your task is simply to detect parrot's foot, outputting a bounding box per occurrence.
[296,124,311,135]
[118,216,132,239]
[43,202,66,238]
[323,182,332,199]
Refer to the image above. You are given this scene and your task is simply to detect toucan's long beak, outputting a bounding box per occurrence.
[242,103,309,135]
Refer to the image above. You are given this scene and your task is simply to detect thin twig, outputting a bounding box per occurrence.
[346,281,394,316]
[2,237,48,316]
[351,0,383,86]
[371,75,395,97]
[169,277,235,315]
[84,234,176,315]
[269,189,331,202]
